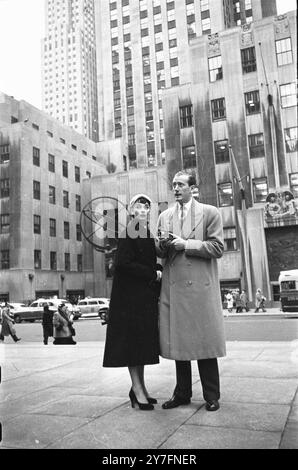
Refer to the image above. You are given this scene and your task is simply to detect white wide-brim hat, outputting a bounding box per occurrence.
[129,193,152,210]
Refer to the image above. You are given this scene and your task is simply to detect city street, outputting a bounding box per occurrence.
[8,313,298,344]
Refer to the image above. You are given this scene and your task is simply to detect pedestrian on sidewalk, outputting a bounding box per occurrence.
[103,194,161,411]
[53,304,76,345]
[234,290,242,313]
[255,288,266,312]
[42,304,54,345]
[156,170,226,412]
[240,290,249,312]
[225,291,234,313]
[0,302,21,343]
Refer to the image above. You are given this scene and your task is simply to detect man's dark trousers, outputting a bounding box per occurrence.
[174,359,220,402]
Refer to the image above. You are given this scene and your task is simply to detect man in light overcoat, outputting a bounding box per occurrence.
[156,170,226,411]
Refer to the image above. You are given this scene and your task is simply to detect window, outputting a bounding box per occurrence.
[1,250,9,269]
[62,160,68,177]
[245,90,260,114]
[241,47,256,73]
[50,251,57,270]
[34,250,41,269]
[276,38,292,66]
[77,254,83,272]
[208,56,222,82]
[214,140,229,164]
[33,215,41,234]
[211,98,226,120]
[49,185,56,204]
[218,182,233,207]
[202,17,211,34]
[63,190,69,208]
[33,180,40,200]
[200,0,209,11]
[280,83,296,108]
[33,147,40,166]
[60,137,66,144]
[223,227,237,251]
[48,153,55,172]
[182,146,196,169]
[75,166,80,182]
[253,177,268,203]
[180,105,193,128]
[289,173,298,198]
[86,171,91,178]
[0,178,10,198]
[64,221,70,239]
[0,213,9,234]
[248,133,265,158]
[65,253,70,271]
[47,130,53,138]
[0,144,10,163]
[75,194,81,212]
[76,224,82,241]
[71,144,77,151]
[285,127,298,153]
[49,218,56,237]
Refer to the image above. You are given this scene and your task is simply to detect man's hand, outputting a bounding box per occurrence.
[171,235,186,251]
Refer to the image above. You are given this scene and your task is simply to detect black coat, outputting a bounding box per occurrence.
[42,309,54,337]
[103,222,160,367]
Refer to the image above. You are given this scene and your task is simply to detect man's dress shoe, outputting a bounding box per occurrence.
[205,400,220,411]
[162,395,191,409]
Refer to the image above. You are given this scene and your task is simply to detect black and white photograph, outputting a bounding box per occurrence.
[0,0,297,456]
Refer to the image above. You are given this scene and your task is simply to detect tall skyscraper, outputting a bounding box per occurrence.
[94,0,276,171]
[42,0,99,141]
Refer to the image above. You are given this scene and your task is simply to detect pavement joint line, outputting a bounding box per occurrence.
[183,422,285,434]
[41,400,132,449]
[0,355,102,384]
[156,404,205,449]
[278,385,298,449]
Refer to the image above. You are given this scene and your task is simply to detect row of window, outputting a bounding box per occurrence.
[1,144,95,169]
[179,83,296,128]
[0,250,82,272]
[1,214,82,241]
[217,173,298,207]
[208,40,293,84]
[0,180,81,210]
[181,127,297,170]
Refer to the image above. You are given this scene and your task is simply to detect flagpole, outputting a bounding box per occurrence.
[229,145,253,301]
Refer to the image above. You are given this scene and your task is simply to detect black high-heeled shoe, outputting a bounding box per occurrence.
[129,389,154,410]
[147,397,157,404]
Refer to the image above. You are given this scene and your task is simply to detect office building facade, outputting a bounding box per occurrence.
[94,0,276,171]
[0,93,107,303]
[161,11,297,304]
[41,0,99,141]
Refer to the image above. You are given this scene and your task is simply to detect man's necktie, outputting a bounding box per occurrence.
[180,204,185,231]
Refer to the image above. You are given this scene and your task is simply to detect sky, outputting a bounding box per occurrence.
[0,0,296,109]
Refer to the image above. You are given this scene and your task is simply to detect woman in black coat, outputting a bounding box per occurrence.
[103,194,162,410]
[42,304,54,345]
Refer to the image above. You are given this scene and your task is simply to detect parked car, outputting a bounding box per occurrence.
[77,297,110,318]
[12,298,81,323]
[12,299,56,323]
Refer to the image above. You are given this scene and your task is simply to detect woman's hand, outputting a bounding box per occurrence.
[156,270,162,281]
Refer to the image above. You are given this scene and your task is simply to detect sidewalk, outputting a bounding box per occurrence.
[0,339,297,449]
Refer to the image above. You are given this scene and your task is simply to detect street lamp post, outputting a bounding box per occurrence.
[229,145,253,301]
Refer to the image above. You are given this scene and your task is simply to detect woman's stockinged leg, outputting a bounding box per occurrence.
[128,366,149,403]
